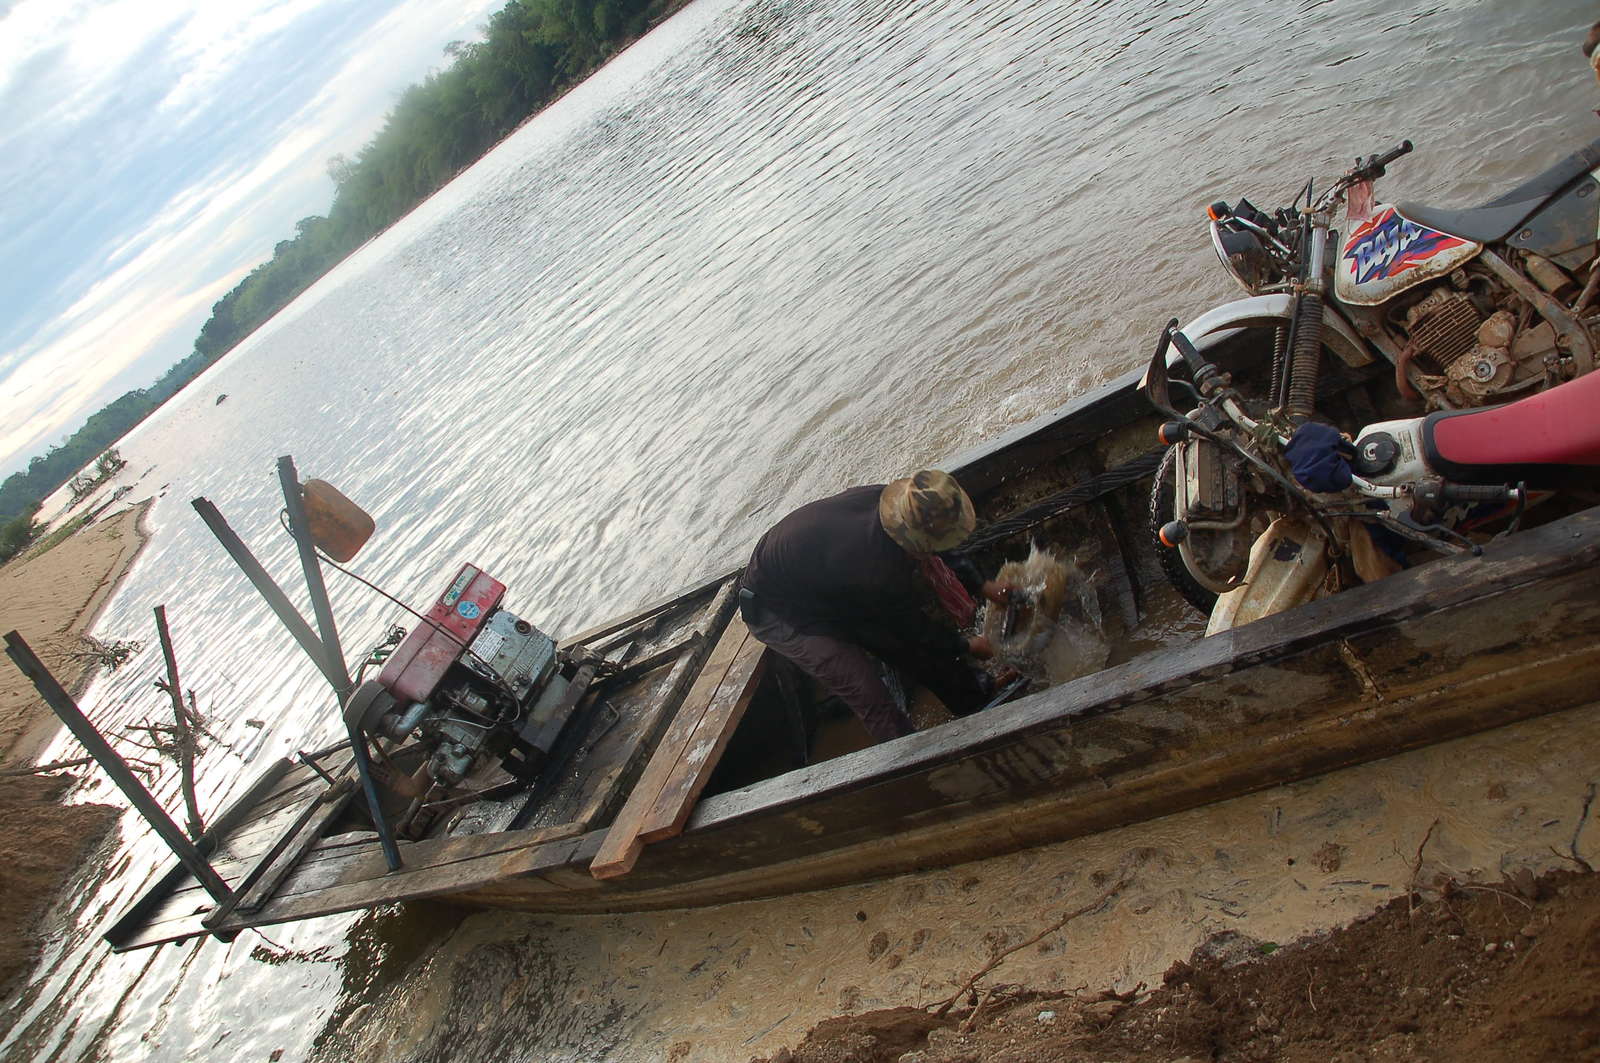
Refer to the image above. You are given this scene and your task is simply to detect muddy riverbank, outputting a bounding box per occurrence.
[761,864,1600,1063]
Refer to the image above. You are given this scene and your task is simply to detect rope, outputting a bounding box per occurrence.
[959,448,1165,552]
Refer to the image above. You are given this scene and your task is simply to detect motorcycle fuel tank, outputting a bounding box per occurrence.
[1334,205,1482,306]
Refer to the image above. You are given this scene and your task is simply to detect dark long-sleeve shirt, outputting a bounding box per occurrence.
[743,485,968,658]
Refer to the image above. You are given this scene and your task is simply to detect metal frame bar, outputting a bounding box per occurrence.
[191,462,402,872]
[3,631,233,903]
[275,456,401,872]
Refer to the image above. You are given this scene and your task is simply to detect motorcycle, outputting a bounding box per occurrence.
[1140,139,1600,632]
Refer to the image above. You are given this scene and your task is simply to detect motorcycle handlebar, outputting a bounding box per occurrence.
[1350,140,1413,183]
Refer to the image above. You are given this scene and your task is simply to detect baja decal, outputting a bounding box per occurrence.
[457,601,481,620]
[1342,208,1470,285]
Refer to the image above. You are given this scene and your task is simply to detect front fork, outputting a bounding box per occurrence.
[1278,207,1335,422]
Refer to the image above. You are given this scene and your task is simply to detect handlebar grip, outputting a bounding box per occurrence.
[1372,140,1413,169]
[1439,482,1517,503]
[1351,140,1414,183]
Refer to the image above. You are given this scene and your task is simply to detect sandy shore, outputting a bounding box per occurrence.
[0,501,152,765]
[0,502,151,993]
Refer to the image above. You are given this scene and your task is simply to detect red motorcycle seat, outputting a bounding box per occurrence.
[1422,370,1600,486]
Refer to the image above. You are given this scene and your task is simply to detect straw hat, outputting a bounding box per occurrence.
[878,469,976,553]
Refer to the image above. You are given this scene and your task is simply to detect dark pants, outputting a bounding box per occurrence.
[744,609,986,743]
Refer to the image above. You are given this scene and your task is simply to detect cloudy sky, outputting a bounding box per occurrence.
[0,0,509,478]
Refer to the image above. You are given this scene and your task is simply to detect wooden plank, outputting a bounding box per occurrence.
[604,632,703,684]
[227,748,354,826]
[113,910,215,952]
[588,611,756,879]
[213,780,346,861]
[637,632,767,842]
[106,757,295,951]
[558,568,739,650]
[940,368,1149,494]
[216,785,358,919]
[116,791,361,945]
[224,829,587,927]
[554,579,741,832]
[549,649,699,829]
[265,822,584,903]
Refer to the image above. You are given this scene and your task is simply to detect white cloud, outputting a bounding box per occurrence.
[0,272,232,464]
[0,0,507,476]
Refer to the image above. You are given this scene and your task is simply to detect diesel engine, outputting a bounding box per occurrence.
[343,564,577,789]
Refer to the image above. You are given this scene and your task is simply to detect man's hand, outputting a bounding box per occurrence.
[967,635,995,659]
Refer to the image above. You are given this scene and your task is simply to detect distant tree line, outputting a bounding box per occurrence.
[2,0,672,560]
[195,0,667,363]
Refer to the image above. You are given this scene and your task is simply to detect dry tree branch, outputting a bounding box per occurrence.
[1454,884,1534,911]
[1569,782,1596,872]
[1407,818,1440,916]
[930,877,1131,1018]
[959,985,997,1033]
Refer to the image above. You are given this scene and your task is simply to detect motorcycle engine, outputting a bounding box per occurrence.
[1398,269,1568,408]
[345,564,574,789]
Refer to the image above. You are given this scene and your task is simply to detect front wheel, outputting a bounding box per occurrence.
[1149,446,1219,616]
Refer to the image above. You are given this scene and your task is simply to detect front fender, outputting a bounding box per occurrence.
[1178,293,1375,368]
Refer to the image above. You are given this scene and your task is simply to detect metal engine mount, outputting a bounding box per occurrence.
[344,564,579,789]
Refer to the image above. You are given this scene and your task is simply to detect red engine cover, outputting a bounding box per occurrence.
[378,564,505,703]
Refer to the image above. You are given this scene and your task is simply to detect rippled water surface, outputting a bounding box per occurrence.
[4,0,1596,1059]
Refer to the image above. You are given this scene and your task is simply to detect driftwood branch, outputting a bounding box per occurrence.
[1569,782,1596,872]
[154,604,204,838]
[0,756,95,777]
[930,877,1130,1018]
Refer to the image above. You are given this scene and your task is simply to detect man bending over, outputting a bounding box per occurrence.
[739,469,1006,742]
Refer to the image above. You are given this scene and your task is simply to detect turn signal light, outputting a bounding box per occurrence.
[1158,520,1189,549]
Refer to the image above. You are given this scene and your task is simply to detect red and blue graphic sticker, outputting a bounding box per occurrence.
[1342,208,1470,285]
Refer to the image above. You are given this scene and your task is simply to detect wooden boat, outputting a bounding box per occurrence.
[77,329,1600,952]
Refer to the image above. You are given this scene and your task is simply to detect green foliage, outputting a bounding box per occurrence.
[5,0,672,534]
[68,448,128,505]
[0,395,151,527]
[20,513,91,562]
[74,634,143,673]
[0,508,42,564]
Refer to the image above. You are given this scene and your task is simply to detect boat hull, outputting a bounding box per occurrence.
[107,352,1600,947]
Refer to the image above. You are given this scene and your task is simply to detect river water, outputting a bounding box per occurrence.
[4,0,1596,1059]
